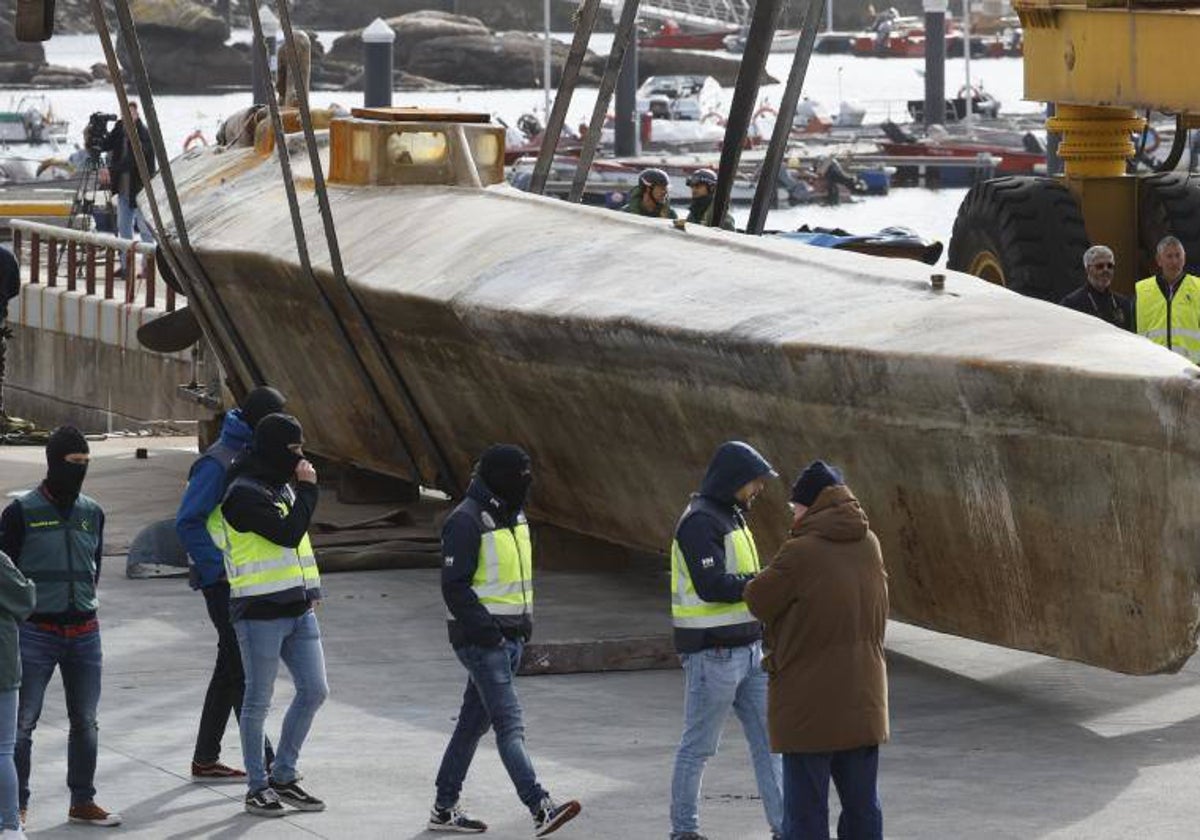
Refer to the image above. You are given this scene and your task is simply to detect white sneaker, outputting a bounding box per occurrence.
[1,828,28,839]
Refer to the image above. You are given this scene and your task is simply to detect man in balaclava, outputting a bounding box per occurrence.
[175,385,286,783]
[0,426,123,826]
[428,444,581,837]
[667,440,784,840]
[211,412,326,818]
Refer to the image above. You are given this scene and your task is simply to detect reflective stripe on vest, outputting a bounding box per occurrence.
[470,519,533,618]
[206,495,320,600]
[1136,274,1200,362]
[670,525,760,629]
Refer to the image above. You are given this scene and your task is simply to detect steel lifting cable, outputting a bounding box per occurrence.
[569,0,642,204]
[711,0,786,228]
[99,0,263,396]
[270,0,463,496]
[530,0,602,196]
[747,0,825,234]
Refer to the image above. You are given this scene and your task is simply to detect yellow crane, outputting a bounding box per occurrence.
[947,0,1200,299]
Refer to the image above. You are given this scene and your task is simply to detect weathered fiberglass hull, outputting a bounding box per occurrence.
[160,139,1200,675]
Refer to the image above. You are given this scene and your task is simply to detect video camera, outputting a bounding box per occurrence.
[84,112,117,155]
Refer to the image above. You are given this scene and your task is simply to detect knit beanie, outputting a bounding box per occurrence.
[790,460,844,507]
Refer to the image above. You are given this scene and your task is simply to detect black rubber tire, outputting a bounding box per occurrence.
[1138,172,1200,278]
[947,175,1089,301]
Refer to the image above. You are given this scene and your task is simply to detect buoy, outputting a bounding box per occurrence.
[183,130,209,152]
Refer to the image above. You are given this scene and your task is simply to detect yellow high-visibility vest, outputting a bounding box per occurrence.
[470,515,533,617]
[670,525,760,629]
[206,489,320,600]
[1136,274,1200,363]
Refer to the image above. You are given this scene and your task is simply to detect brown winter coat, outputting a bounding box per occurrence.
[743,484,889,754]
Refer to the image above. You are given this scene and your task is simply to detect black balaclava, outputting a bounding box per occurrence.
[252,413,304,484]
[241,385,287,430]
[45,425,89,506]
[477,444,533,512]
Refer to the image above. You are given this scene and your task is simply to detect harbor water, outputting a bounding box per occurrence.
[2,30,1038,264]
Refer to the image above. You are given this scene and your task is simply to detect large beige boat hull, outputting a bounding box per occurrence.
[161,142,1200,675]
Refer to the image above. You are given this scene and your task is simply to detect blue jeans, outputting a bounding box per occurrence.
[234,610,328,793]
[670,641,783,837]
[116,192,152,269]
[782,747,882,840]
[15,625,103,808]
[0,688,18,830]
[435,639,548,813]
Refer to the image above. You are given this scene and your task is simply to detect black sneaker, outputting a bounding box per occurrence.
[532,796,581,837]
[428,803,488,833]
[670,834,709,840]
[244,787,286,818]
[269,778,326,812]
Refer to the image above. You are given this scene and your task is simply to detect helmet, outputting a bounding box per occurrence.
[638,167,670,188]
[685,168,718,187]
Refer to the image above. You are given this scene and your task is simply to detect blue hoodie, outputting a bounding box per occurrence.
[672,441,776,653]
[175,410,253,589]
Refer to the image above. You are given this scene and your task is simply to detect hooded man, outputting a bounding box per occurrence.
[668,441,784,840]
[429,444,581,837]
[744,461,889,840]
[208,413,326,818]
[176,386,286,782]
[0,426,121,827]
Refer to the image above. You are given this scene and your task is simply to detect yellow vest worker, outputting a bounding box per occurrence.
[1136,270,1200,363]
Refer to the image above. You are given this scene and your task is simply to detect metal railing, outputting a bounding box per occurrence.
[573,0,752,27]
[8,220,176,312]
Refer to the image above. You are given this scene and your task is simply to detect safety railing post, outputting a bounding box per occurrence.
[29,233,40,285]
[67,241,78,292]
[103,247,115,299]
[85,244,97,295]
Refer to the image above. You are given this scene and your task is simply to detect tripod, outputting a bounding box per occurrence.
[69,149,108,232]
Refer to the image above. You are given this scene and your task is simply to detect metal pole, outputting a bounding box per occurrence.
[270,0,463,494]
[543,0,552,119]
[98,0,262,396]
[531,0,602,195]
[614,31,639,157]
[712,0,785,228]
[962,0,973,128]
[569,0,642,203]
[827,0,834,31]
[747,0,824,234]
[923,0,946,129]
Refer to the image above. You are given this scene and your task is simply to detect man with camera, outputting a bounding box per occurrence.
[98,103,156,274]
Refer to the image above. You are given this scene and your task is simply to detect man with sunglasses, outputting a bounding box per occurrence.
[1058,245,1133,331]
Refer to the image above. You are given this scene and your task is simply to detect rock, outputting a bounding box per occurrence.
[0,60,38,85]
[407,32,600,88]
[290,0,593,32]
[328,11,491,67]
[128,0,229,42]
[91,62,111,82]
[30,63,94,87]
[0,11,47,64]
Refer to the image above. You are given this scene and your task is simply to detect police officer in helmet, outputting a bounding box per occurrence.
[685,168,735,230]
[622,167,678,219]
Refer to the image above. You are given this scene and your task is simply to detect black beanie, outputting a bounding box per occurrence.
[477,444,533,511]
[790,460,844,507]
[241,386,287,429]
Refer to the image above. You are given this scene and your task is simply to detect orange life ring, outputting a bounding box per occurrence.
[183,130,209,152]
[753,104,778,122]
[702,111,727,126]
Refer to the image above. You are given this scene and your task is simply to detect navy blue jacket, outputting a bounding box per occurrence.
[673,442,773,653]
[175,409,253,589]
[442,477,532,649]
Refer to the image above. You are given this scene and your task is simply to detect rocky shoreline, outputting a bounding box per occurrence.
[0,0,798,93]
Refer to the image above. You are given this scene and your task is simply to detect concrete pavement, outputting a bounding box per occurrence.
[3,437,1200,839]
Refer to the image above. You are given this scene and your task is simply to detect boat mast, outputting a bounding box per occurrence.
[543,0,552,119]
[962,0,973,128]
